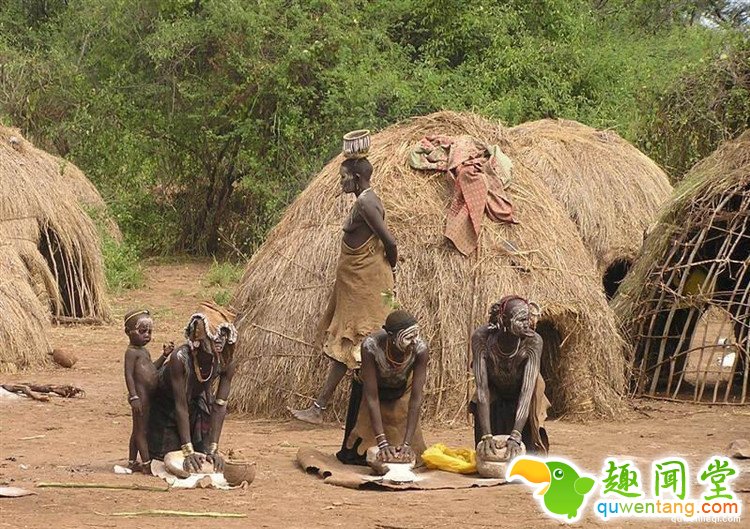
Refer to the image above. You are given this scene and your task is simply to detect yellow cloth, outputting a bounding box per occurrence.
[422,444,477,474]
[317,236,394,369]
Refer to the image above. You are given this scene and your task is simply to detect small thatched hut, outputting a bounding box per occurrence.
[508,120,673,299]
[613,131,749,404]
[0,126,111,372]
[233,112,626,421]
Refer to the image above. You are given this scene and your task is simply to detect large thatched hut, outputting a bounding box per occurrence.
[0,126,111,372]
[613,131,749,405]
[233,112,626,421]
[508,120,673,300]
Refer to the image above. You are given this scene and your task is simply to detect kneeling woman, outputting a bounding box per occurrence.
[148,302,237,473]
[337,310,429,466]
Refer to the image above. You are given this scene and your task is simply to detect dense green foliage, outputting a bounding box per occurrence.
[639,33,749,176]
[1,0,747,264]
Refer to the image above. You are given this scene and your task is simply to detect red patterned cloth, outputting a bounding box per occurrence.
[410,135,516,256]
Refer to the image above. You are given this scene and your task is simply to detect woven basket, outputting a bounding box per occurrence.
[342,129,371,159]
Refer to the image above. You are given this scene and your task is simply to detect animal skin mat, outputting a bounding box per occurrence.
[297,447,506,491]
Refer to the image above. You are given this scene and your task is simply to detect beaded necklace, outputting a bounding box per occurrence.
[385,339,411,368]
[192,348,216,383]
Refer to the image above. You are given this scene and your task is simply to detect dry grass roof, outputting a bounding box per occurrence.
[509,119,673,274]
[233,111,627,421]
[0,126,112,372]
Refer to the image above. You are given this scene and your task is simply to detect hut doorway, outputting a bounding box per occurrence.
[38,227,87,318]
[603,258,632,300]
[537,319,564,418]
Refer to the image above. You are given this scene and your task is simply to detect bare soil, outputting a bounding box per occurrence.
[1,262,748,528]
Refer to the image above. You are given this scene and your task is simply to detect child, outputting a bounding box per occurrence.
[123,309,173,474]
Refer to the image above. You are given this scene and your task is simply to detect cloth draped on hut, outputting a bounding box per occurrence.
[410,135,516,256]
[317,236,393,370]
[470,374,550,455]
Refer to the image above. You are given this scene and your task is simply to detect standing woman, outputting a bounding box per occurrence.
[337,310,429,466]
[291,130,398,424]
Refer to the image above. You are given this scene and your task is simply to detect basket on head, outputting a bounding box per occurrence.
[342,129,371,159]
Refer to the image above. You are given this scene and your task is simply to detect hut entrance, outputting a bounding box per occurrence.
[537,319,564,418]
[633,186,749,404]
[38,227,86,318]
[603,259,631,300]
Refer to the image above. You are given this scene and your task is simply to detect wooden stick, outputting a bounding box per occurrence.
[102,510,246,518]
[37,482,168,492]
[250,323,316,349]
[1,384,49,402]
[52,316,105,325]
[637,395,747,406]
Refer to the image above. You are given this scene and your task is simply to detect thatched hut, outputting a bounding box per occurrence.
[0,126,111,372]
[613,131,749,405]
[508,120,673,299]
[233,112,626,421]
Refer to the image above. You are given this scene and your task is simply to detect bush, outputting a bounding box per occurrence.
[1,0,743,254]
[101,236,145,292]
[205,259,243,288]
[638,35,750,179]
[211,288,232,307]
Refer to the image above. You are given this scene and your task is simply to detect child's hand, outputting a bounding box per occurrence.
[130,398,143,415]
[162,341,175,358]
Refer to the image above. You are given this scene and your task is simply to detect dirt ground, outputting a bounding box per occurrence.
[1,262,748,529]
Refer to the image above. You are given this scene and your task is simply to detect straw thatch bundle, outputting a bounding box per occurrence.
[508,120,673,299]
[0,126,121,241]
[0,251,52,372]
[0,126,111,372]
[613,131,749,404]
[233,111,626,421]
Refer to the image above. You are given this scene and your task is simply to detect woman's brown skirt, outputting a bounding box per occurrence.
[337,379,426,466]
[317,236,394,370]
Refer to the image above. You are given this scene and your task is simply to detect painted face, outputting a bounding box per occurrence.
[395,325,420,352]
[339,165,357,194]
[212,333,228,354]
[508,306,535,338]
[129,316,153,346]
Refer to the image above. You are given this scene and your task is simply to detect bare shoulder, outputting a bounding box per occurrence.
[124,346,148,359]
[471,324,491,342]
[357,189,383,212]
[525,332,543,353]
[414,337,429,358]
[361,331,384,355]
